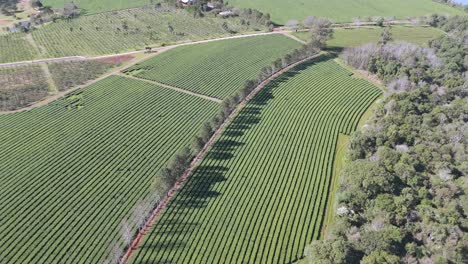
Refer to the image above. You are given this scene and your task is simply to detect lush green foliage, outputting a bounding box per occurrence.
[48,60,115,91]
[0,65,48,110]
[0,33,39,63]
[0,75,220,263]
[310,18,467,263]
[124,34,301,99]
[295,26,445,48]
[42,0,149,14]
[129,58,381,264]
[228,0,465,24]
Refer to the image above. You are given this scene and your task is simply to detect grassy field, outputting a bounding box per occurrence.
[124,34,301,99]
[229,0,465,24]
[295,26,445,48]
[129,57,382,264]
[0,75,220,263]
[0,65,49,110]
[42,0,149,14]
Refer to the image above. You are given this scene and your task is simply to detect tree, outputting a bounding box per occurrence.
[374,17,385,27]
[121,220,133,246]
[285,19,299,30]
[361,250,399,264]
[62,3,80,19]
[305,17,333,49]
[306,239,350,263]
[379,27,393,45]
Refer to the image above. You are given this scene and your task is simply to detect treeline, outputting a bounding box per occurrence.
[108,19,332,264]
[306,16,467,263]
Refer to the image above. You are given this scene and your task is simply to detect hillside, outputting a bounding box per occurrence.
[229,0,466,24]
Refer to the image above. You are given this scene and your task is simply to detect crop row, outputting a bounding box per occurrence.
[0,33,39,63]
[130,59,382,263]
[0,75,220,263]
[124,34,302,99]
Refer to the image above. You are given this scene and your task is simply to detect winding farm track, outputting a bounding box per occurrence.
[120,52,324,264]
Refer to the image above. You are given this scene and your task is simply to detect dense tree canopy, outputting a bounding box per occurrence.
[309,16,467,263]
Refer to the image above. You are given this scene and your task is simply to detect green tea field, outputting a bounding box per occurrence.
[0,75,220,263]
[124,34,301,99]
[129,57,382,263]
[229,0,465,24]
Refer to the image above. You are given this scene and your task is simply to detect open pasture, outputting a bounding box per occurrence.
[0,75,219,263]
[295,26,445,48]
[130,57,382,264]
[124,34,302,99]
[229,0,465,24]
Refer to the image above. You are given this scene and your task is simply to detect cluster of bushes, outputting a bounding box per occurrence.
[307,16,467,263]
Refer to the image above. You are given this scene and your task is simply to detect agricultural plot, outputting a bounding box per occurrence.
[0,65,48,111]
[129,57,382,264]
[0,75,220,263]
[123,34,301,99]
[29,5,267,59]
[294,26,445,48]
[48,60,116,91]
[42,0,149,14]
[0,33,39,63]
[229,0,464,24]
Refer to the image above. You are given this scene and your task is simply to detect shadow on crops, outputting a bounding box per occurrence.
[138,54,337,261]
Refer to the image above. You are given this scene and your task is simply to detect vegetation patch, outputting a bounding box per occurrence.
[48,60,116,91]
[0,65,48,110]
[0,75,220,263]
[123,34,302,99]
[129,58,381,264]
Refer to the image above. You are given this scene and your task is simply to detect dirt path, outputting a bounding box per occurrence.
[120,52,324,264]
[119,74,222,103]
[40,63,58,94]
[24,33,59,93]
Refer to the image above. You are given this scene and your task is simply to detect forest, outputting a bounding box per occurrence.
[308,15,467,263]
